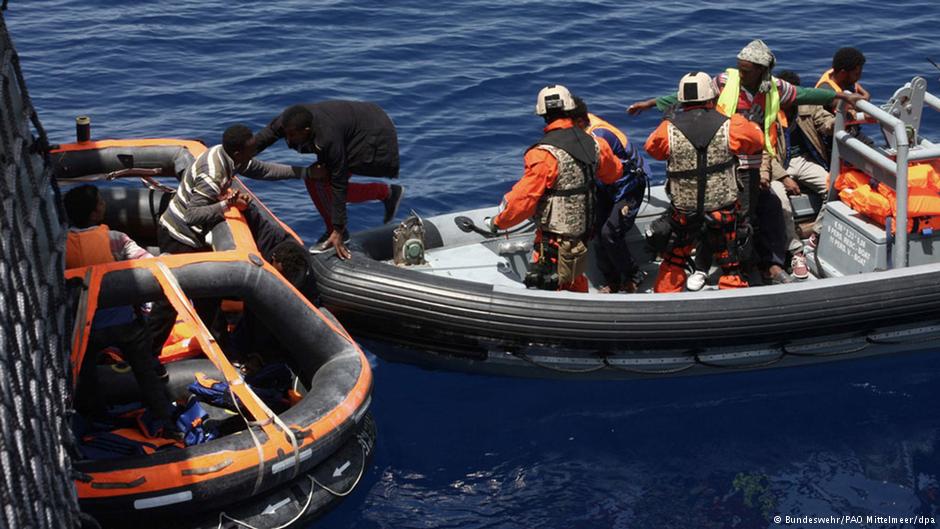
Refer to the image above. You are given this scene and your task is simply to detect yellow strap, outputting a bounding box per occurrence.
[716,68,740,117]
[150,262,281,442]
[763,79,780,157]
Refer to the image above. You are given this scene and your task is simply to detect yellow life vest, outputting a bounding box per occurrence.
[716,68,781,157]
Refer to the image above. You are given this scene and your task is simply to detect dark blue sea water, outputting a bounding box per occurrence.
[8,1,940,527]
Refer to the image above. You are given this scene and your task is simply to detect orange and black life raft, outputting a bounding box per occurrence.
[56,139,373,525]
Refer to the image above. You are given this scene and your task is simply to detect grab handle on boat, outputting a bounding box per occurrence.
[454,215,491,236]
[454,215,535,238]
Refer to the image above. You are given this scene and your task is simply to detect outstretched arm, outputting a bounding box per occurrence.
[253,114,284,155]
[239,158,306,180]
[627,95,678,115]
[626,98,657,115]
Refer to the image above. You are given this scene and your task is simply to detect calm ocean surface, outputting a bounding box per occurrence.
[8,1,940,527]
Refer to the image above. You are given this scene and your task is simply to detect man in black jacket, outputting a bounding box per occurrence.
[254,101,403,259]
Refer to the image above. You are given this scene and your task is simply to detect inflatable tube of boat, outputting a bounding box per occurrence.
[185,413,375,529]
[311,206,940,379]
[92,359,376,529]
[51,139,205,180]
[53,140,303,253]
[74,250,371,522]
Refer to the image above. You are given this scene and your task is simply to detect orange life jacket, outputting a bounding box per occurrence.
[836,161,940,233]
[158,319,202,362]
[815,69,842,92]
[66,225,115,269]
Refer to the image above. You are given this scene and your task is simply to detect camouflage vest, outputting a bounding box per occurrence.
[665,111,739,213]
[535,141,600,238]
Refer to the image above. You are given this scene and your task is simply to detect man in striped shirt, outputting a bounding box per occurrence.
[157,124,304,254]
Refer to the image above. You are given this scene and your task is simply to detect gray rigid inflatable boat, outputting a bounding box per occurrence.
[311,78,940,379]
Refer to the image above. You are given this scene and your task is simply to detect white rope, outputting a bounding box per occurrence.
[251,391,300,480]
[230,384,266,496]
[310,444,367,497]
[215,475,317,529]
[213,443,368,528]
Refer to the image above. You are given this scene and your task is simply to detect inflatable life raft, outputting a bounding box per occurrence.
[54,138,373,527]
[310,78,940,380]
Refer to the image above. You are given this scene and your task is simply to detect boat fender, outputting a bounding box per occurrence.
[392,214,427,266]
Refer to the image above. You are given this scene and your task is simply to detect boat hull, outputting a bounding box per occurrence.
[311,206,940,379]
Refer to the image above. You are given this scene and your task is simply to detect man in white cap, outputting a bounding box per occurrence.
[644,72,764,292]
[484,85,623,292]
[628,39,863,284]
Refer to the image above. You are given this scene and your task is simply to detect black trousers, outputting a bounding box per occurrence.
[77,318,173,422]
[741,168,788,269]
[593,189,644,287]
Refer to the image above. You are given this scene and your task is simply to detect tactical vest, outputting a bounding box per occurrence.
[531,127,599,238]
[665,109,738,214]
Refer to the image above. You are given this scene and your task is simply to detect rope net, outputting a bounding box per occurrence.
[0,8,80,529]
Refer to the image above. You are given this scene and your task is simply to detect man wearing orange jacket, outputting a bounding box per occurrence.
[644,73,764,292]
[484,85,622,292]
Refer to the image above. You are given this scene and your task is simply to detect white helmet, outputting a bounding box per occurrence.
[535,84,576,116]
[677,72,718,103]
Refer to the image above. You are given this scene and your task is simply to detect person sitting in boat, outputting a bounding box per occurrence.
[816,47,873,146]
[761,70,835,279]
[644,72,764,292]
[628,39,864,284]
[64,184,176,433]
[253,101,405,259]
[157,124,306,257]
[483,85,623,292]
[570,96,650,293]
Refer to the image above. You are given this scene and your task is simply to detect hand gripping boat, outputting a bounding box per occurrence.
[53,138,373,527]
[310,78,940,379]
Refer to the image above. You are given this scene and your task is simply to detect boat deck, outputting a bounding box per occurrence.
[402,215,821,293]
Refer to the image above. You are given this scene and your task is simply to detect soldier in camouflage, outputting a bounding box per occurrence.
[644,73,764,292]
[485,85,623,292]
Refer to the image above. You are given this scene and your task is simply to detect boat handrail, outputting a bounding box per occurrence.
[827,77,940,269]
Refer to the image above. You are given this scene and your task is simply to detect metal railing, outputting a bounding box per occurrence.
[828,76,940,269]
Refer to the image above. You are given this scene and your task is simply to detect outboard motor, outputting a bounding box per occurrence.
[392,213,427,266]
